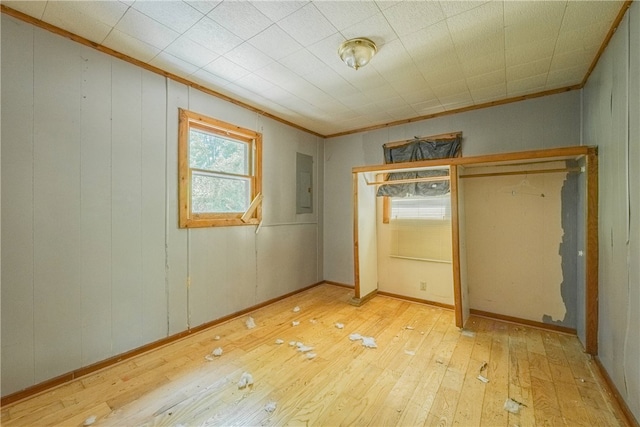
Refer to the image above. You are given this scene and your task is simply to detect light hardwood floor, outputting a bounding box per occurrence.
[1,284,628,426]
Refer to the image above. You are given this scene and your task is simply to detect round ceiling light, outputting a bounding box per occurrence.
[338,38,378,70]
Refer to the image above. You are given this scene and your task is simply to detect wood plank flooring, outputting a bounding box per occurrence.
[1,284,628,426]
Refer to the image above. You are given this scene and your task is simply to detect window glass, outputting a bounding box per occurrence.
[178,109,262,228]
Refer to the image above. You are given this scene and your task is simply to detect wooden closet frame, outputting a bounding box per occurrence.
[352,145,599,355]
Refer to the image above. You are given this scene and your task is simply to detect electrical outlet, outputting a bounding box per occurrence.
[420,281,427,291]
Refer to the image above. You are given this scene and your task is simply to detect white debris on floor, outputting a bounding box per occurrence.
[405,326,415,330]
[275,339,284,345]
[296,344,314,353]
[477,374,489,383]
[349,333,378,348]
[503,398,525,414]
[292,321,300,326]
[306,352,317,360]
[361,336,377,348]
[293,306,301,312]
[214,335,221,341]
[237,372,254,389]
[83,415,97,426]
[335,322,344,329]
[205,347,223,361]
[404,350,416,356]
[288,341,296,347]
[246,317,256,329]
[264,401,277,413]
[461,329,476,338]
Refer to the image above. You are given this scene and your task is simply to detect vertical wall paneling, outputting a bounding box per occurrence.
[32,29,83,383]
[141,72,169,343]
[583,2,639,420]
[256,225,318,302]
[0,15,36,394]
[625,2,640,417]
[165,80,189,335]
[80,47,114,365]
[188,228,229,327]
[110,60,143,354]
[1,15,322,397]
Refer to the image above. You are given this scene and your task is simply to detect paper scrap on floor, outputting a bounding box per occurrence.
[504,398,523,414]
[264,401,277,413]
[275,339,284,345]
[292,321,300,326]
[335,322,344,329]
[293,306,300,312]
[237,372,254,389]
[205,347,223,361]
[477,374,489,383]
[83,415,97,426]
[246,317,256,329]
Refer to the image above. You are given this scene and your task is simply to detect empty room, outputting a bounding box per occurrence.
[1,1,638,426]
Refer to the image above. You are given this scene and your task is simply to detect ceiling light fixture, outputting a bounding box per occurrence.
[338,38,377,70]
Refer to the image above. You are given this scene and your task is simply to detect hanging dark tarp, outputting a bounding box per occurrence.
[377,136,461,197]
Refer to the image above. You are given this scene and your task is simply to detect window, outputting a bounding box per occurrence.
[390,195,451,221]
[178,109,262,228]
[385,194,453,263]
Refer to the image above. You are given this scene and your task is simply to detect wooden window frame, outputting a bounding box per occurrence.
[178,108,262,228]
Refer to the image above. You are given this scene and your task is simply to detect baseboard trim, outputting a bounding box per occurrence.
[0,280,325,406]
[377,291,454,310]
[322,280,354,289]
[469,309,577,335]
[349,290,378,306]
[594,357,640,427]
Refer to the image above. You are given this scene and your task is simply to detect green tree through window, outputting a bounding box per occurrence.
[178,109,262,228]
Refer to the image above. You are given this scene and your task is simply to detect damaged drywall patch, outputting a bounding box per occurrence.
[543,163,579,329]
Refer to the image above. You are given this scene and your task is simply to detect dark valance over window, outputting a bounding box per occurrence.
[377,136,461,197]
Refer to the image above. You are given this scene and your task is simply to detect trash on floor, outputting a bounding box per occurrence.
[405,326,414,330]
[293,306,301,312]
[264,401,277,413]
[477,374,489,383]
[275,339,284,345]
[404,350,416,356]
[306,352,317,360]
[237,372,254,389]
[361,336,377,348]
[503,398,525,414]
[297,344,314,353]
[461,330,476,338]
[289,341,296,347]
[205,347,223,361]
[335,322,344,329]
[292,321,300,326]
[246,317,256,329]
[83,415,97,426]
[214,335,221,341]
[349,333,377,348]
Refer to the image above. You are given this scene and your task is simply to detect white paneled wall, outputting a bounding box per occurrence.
[0,15,323,396]
[583,3,640,421]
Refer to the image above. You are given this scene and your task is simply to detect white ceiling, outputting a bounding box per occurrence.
[3,0,625,136]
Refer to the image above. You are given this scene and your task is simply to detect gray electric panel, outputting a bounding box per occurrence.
[296,153,313,214]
